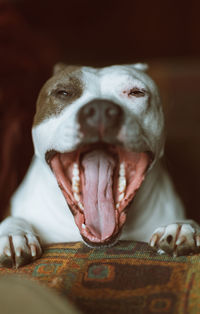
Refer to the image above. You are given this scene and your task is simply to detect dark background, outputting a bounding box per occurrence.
[12,0,200,63]
[0,0,200,222]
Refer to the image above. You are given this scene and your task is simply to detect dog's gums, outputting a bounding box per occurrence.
[47,143,151,246]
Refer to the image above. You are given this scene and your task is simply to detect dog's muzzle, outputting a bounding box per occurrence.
[46,99,152,247]
[78,99,124,139]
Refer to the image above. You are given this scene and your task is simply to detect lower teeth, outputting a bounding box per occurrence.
[78,202,84,211]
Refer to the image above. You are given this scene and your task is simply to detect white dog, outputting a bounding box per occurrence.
[0,63,199,268]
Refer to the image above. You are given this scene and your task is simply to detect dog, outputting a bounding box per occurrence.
[0,63,199,268]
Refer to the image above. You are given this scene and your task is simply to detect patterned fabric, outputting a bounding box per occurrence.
[0,241,200,314]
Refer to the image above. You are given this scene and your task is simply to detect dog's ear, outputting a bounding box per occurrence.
[131,63,149,72]
[53,63,80,75]
[53,62,67,75]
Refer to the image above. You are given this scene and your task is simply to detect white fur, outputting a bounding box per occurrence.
[0,64,199,265]
[32,65,164,163]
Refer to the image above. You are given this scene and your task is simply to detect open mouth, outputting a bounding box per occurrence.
[46,143,152,247]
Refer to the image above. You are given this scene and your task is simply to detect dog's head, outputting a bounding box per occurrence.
[32,63,165,247]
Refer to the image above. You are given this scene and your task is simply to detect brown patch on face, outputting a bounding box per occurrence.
[33,65,83,126]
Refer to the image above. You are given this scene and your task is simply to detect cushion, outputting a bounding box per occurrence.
[0,241,199,313]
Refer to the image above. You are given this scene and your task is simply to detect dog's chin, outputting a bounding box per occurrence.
[46,142,152,246]
[82,231,121,248]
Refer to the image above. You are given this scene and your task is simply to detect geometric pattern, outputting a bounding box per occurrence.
[0,240,200,314]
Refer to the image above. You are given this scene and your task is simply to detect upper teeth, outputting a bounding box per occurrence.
[118,192,125,202]
[72,177,80,193]
[72,163,80,192]
[78,202,84,210]
[72,163,84,211]
[72,163,80,177]
[118,177,126,193]
[74,192,80,202]
[119,163,125,176]
[118,163,126,201]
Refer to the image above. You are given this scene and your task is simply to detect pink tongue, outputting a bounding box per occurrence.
[81,150,116,241]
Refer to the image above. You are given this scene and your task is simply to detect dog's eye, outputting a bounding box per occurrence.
[55,90,71,97]
[129,88,145,97]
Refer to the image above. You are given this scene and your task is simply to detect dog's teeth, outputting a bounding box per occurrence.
[72,186,79,193]
[72,164,83,207]
[78,202,84,211]
[74,193,80,202]
[118,185,125,193]
[116,203,119,209]
[118,177,126,193]
[82,223,86,229]
[72,178,80,190]
[117,163,126,198]
[72,164,81,194]
[119,163,125,176]
[118,193,124,202]
[72,177,80,186]
[72,163,79,176]
[73,169,79,177]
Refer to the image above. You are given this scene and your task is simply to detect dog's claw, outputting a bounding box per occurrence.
[149,234,158,247]
[173,251,177,258]
[195,235,200,247]
[0,234,42,268]
[30,244,37,257]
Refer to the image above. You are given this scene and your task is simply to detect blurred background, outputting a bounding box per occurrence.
[0,0,200,223]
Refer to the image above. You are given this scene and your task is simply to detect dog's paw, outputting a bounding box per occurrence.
[0,233,42,268]
[149,223,200,257]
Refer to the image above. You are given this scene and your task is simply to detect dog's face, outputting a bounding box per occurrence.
[32,63,165,247]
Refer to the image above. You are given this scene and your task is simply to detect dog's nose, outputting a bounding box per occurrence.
[78,99,123,136]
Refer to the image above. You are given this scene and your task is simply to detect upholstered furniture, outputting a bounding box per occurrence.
[0,241,200,313]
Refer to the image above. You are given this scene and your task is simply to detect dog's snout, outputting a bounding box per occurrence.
[78,99,123,136]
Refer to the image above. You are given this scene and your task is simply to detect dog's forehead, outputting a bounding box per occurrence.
[81,65,149,89]
[43,64,151,94]
[33,64,157,127]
